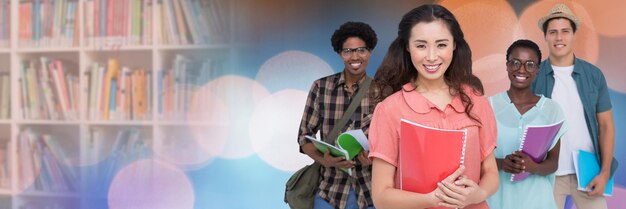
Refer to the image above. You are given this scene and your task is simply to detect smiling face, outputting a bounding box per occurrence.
[407,20,455,83]
[507,47,539,90]
[340,37,371,78]
[545,18,576,61]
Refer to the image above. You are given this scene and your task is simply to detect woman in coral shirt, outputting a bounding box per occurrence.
[368,4,499,209]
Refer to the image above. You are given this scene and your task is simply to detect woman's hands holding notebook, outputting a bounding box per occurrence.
[435,173,486,208]
[513,151,539,174]
[502,152,525,174]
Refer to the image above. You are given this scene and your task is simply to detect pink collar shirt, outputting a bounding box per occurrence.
[369,83,497,209]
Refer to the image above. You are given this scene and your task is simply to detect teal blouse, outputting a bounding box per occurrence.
[486,92,568,209]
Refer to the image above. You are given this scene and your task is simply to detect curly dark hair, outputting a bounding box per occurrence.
[506,39,542,63]
[331,21,378,53]
[372,4,484,123]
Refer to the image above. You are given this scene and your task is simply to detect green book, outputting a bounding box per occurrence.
[305,129,369,175]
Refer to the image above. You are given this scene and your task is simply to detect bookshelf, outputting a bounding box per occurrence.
[1,0,233,208]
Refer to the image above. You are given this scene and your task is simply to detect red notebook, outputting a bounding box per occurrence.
[399,119,467,194]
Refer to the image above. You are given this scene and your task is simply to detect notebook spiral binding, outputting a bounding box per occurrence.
[460,129,468,166]
[510,126,529,181]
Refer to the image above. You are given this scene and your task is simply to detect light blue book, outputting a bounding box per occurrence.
[573,149,614,196]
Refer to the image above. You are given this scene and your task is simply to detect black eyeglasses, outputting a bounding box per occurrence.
[506,59,538,72]
[340,47,370,58]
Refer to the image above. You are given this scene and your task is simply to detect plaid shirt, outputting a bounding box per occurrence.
[297,72,375,209]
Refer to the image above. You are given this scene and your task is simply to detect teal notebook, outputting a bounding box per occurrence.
[572,149,614,196]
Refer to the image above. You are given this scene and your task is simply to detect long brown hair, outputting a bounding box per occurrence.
[372,4,484,123]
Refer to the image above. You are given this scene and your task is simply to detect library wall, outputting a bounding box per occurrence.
[0,0,232,208]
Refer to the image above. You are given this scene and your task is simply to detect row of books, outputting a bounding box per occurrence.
[158,55,215,121]
[6,127,151,194]
[18,128,78,193]
[17,55,226,121]
[86,59,152,121]
[84,127,150,192]
[0,73,9,119]
[0,0,9,48]
[19,57,79,120]
[157,0,230,45]
[84,0,152,48]
[85,0,230,47]
[2,0,231,49]
[18,0,80,48]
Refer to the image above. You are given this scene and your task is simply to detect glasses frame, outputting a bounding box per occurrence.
[506,59,539,73]
[339,47,370,58]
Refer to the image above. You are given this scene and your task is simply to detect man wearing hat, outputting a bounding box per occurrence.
[532,3,617,209]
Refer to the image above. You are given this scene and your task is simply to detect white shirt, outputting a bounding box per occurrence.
[551,65,595,176]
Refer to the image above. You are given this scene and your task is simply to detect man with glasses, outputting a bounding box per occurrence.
[532,4,616,209]
[487,39,567,209]
[297,21,378,209]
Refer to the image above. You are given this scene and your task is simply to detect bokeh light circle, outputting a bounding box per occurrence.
[473,54,509,97]
[249,89,314,172]
[202,75,270,159]
[256,50,334,92]
[440,0,518,60]
[108,159,194,209]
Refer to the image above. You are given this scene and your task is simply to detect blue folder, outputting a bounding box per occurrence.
[574,150,614,196]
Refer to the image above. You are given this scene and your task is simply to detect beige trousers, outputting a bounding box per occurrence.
[554,174,607,209]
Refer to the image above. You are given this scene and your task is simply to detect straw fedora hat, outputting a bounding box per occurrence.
[537,3,581,30]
